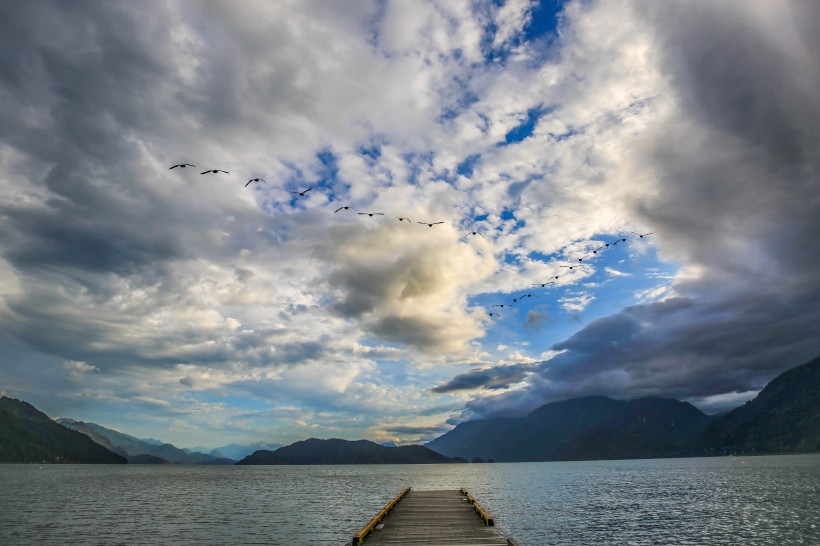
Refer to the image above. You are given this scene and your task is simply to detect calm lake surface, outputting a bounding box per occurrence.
[1,455,818,545]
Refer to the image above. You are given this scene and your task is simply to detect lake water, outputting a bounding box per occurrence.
[1,455,818,545]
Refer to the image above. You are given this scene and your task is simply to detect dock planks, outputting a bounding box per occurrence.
[353,489,510,545]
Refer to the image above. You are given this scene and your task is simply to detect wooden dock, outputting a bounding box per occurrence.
[350,487,517,545]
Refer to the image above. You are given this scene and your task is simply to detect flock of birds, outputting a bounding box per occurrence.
[170,163,654,321]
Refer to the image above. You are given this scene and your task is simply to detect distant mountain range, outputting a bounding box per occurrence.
[0,397,125,464]
[236,438,467,465]
[427,356,820,461]
[185,442,283,461]
[2,356,816,464]
[57,419,235,464]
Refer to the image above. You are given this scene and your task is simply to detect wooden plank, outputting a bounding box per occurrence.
[352,489,510,546]
[352,487,412,544]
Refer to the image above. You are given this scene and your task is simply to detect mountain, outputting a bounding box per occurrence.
[236,438,467,465]
[427,396,716,462]
[209,442,282,461]
[0,396,126,464]
[428,356,820,461]
[550,397,715,460]
[57,419,234,464]
[702,356,820,454]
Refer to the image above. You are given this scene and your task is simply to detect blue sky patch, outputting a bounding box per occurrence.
[503,105,548,144]
[456,154,481,178]
[523,0,565,43]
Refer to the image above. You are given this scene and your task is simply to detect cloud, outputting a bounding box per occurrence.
[426,0,820,420]
[605,267,631,277]
[63,360,99,374]
[431,362,535,393]
[381,424,451,438]
[314,219,496,353]
[523,309,550,332]
[458,292,820,419]
[1,0,818,447]
[688,390,759,415]
[558,292,595,312]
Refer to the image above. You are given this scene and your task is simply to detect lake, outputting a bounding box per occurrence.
[1,454,818,545]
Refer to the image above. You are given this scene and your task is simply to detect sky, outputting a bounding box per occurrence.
[1,0,818,449]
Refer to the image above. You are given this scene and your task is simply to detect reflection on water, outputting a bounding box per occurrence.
[1,455,818,545]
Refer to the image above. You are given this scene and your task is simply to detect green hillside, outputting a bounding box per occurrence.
[0,397,126,464]
[702,356,820,454]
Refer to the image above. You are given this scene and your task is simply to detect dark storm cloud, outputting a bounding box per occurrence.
[635,0,820,281]
[443,0,820,418]
[273,341,326,365]
[0,1,296,375]
[0,1,192,275]
[431,362,535,393]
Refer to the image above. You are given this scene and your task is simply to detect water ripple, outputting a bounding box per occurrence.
[0,455,817,545]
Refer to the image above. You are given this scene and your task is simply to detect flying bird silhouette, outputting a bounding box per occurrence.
[418,221,444,227]
[291,187,312,197]
[245,178,266,187]
[357,212,385,217]
[488,312,502,318]
[533,282,556,288]
[631,231,654,238]
[397,217,412,222]
[201,169,229,175]
[600,238,626,248]
[169,163,196,169]
[511,294,536,303]
[463,231,485,239]
[491,304,510,308]
[334,206,354,213]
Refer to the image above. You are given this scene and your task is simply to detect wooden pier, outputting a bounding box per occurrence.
[350,487,517,545]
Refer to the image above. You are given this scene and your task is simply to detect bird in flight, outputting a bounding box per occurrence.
[397,217,412,223]
[560,264,588,270]
[591,245,607,254]
[169,163,196,169]
[291,187,312,197]
[201,169,229,175]
[487,312,502,318]
[334,206,353,213]
[533,282,556,288]
[245,178,266,187]
[491,303,511,308]
[512,294,536,303]
[631,231,654,238]
[609,237,628,246]
[358,212,385,217]
[418,221,444,227]
[463,231,485,239]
